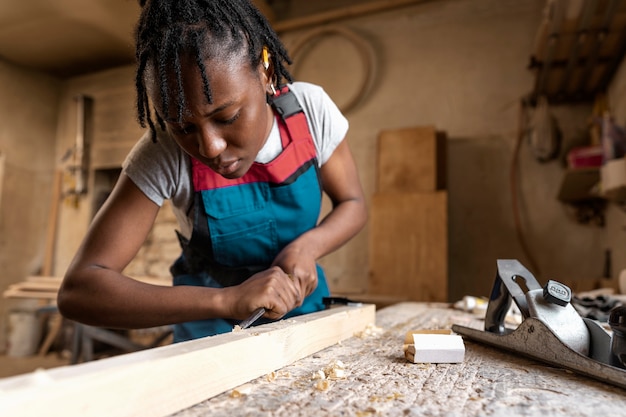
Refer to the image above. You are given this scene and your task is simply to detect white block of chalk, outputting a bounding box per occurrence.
[405,333,465,364]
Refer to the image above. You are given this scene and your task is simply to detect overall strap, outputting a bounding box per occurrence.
[269,86,310,149]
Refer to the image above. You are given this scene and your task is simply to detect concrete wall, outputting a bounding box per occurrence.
[0,59,60,352]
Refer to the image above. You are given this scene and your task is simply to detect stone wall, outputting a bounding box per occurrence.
[123,201,179,282]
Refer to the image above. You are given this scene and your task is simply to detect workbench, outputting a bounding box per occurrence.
[172,302,626,417]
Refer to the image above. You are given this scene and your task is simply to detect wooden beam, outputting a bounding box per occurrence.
[0,150,4,216]
[0,304,376,417]
[273,0,432,33]
[42,170,63,276]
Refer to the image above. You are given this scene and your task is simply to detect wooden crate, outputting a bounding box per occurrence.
[376,126,447,193]
[369,192,448,302]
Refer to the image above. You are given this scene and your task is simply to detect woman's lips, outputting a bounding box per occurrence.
[214,159,241,176]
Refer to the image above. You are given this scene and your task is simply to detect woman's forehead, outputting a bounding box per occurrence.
[146,52,260,119]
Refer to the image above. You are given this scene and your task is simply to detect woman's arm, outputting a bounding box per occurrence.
[272,139,367,298]
[58,173,301,328]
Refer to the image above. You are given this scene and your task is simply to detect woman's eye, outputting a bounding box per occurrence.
[218,112,240,125]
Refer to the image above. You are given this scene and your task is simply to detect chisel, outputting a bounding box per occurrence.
[239,307,265,330]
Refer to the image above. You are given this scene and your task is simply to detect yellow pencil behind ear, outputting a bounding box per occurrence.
[262,46,270,70]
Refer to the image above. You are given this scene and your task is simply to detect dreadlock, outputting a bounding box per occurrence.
[134,0,293,141]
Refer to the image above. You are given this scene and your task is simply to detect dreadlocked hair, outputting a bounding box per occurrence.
[134,0,293,142]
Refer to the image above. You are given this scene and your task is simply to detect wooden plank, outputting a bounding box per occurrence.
[8,282,60,291]
[0,304,375,417]
[42,170,63,276]
[2,289,57,300]
[369,192,447,302]
[376,126,446,193]
[0,150,4,215]
[25,276,63,283]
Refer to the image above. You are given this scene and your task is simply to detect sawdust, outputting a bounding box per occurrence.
[369,393,404,403]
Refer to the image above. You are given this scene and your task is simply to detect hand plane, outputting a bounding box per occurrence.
[452,259,626,390]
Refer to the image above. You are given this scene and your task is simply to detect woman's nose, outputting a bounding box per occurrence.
[198,127,227,158]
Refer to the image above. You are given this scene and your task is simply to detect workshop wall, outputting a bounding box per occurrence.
[278,0,602,300]
[48,0,610,307]
[606,59,626,287]
[0,59,61,352]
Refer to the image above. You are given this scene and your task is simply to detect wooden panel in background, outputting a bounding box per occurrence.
[90,85,145,169]
[376,126,446,193]
[369,192,447,302]
[0,150,4,214]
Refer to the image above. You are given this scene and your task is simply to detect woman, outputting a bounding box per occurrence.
[58,0,367,342]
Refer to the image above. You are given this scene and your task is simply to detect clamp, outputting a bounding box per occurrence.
[452,259,626,389]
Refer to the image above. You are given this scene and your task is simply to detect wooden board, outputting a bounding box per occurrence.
[369,192,447,302]
[42,170,63,276]
[0,304,375,417]
[0,150,4,214]
[376,126,446,193]
[3,276,170,301]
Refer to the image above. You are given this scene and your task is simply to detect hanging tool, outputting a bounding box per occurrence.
[452,259,626,390]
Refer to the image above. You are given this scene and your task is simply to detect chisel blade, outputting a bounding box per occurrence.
[238,307,265,330]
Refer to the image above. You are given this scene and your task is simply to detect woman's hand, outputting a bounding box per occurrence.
[271,244,319,305]
[227,266,301,320]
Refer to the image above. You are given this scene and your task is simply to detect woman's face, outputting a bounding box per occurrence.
[150,52,273,179]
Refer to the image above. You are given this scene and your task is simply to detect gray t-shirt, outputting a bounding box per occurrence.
[122,82,349,238]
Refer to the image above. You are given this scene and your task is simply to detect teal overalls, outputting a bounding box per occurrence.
[170,87,330,342]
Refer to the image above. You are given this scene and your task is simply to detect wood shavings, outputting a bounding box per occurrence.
[229,384,253,398]
[311,369,326,380]
[265,370,292,383]
[315,379,331,391]
[232,325,242,332]
[354,323,384,338]
[323,360,347,380]
[310,360,348,392]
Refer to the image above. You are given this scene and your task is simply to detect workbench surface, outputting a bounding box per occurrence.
[173,302,626,417]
